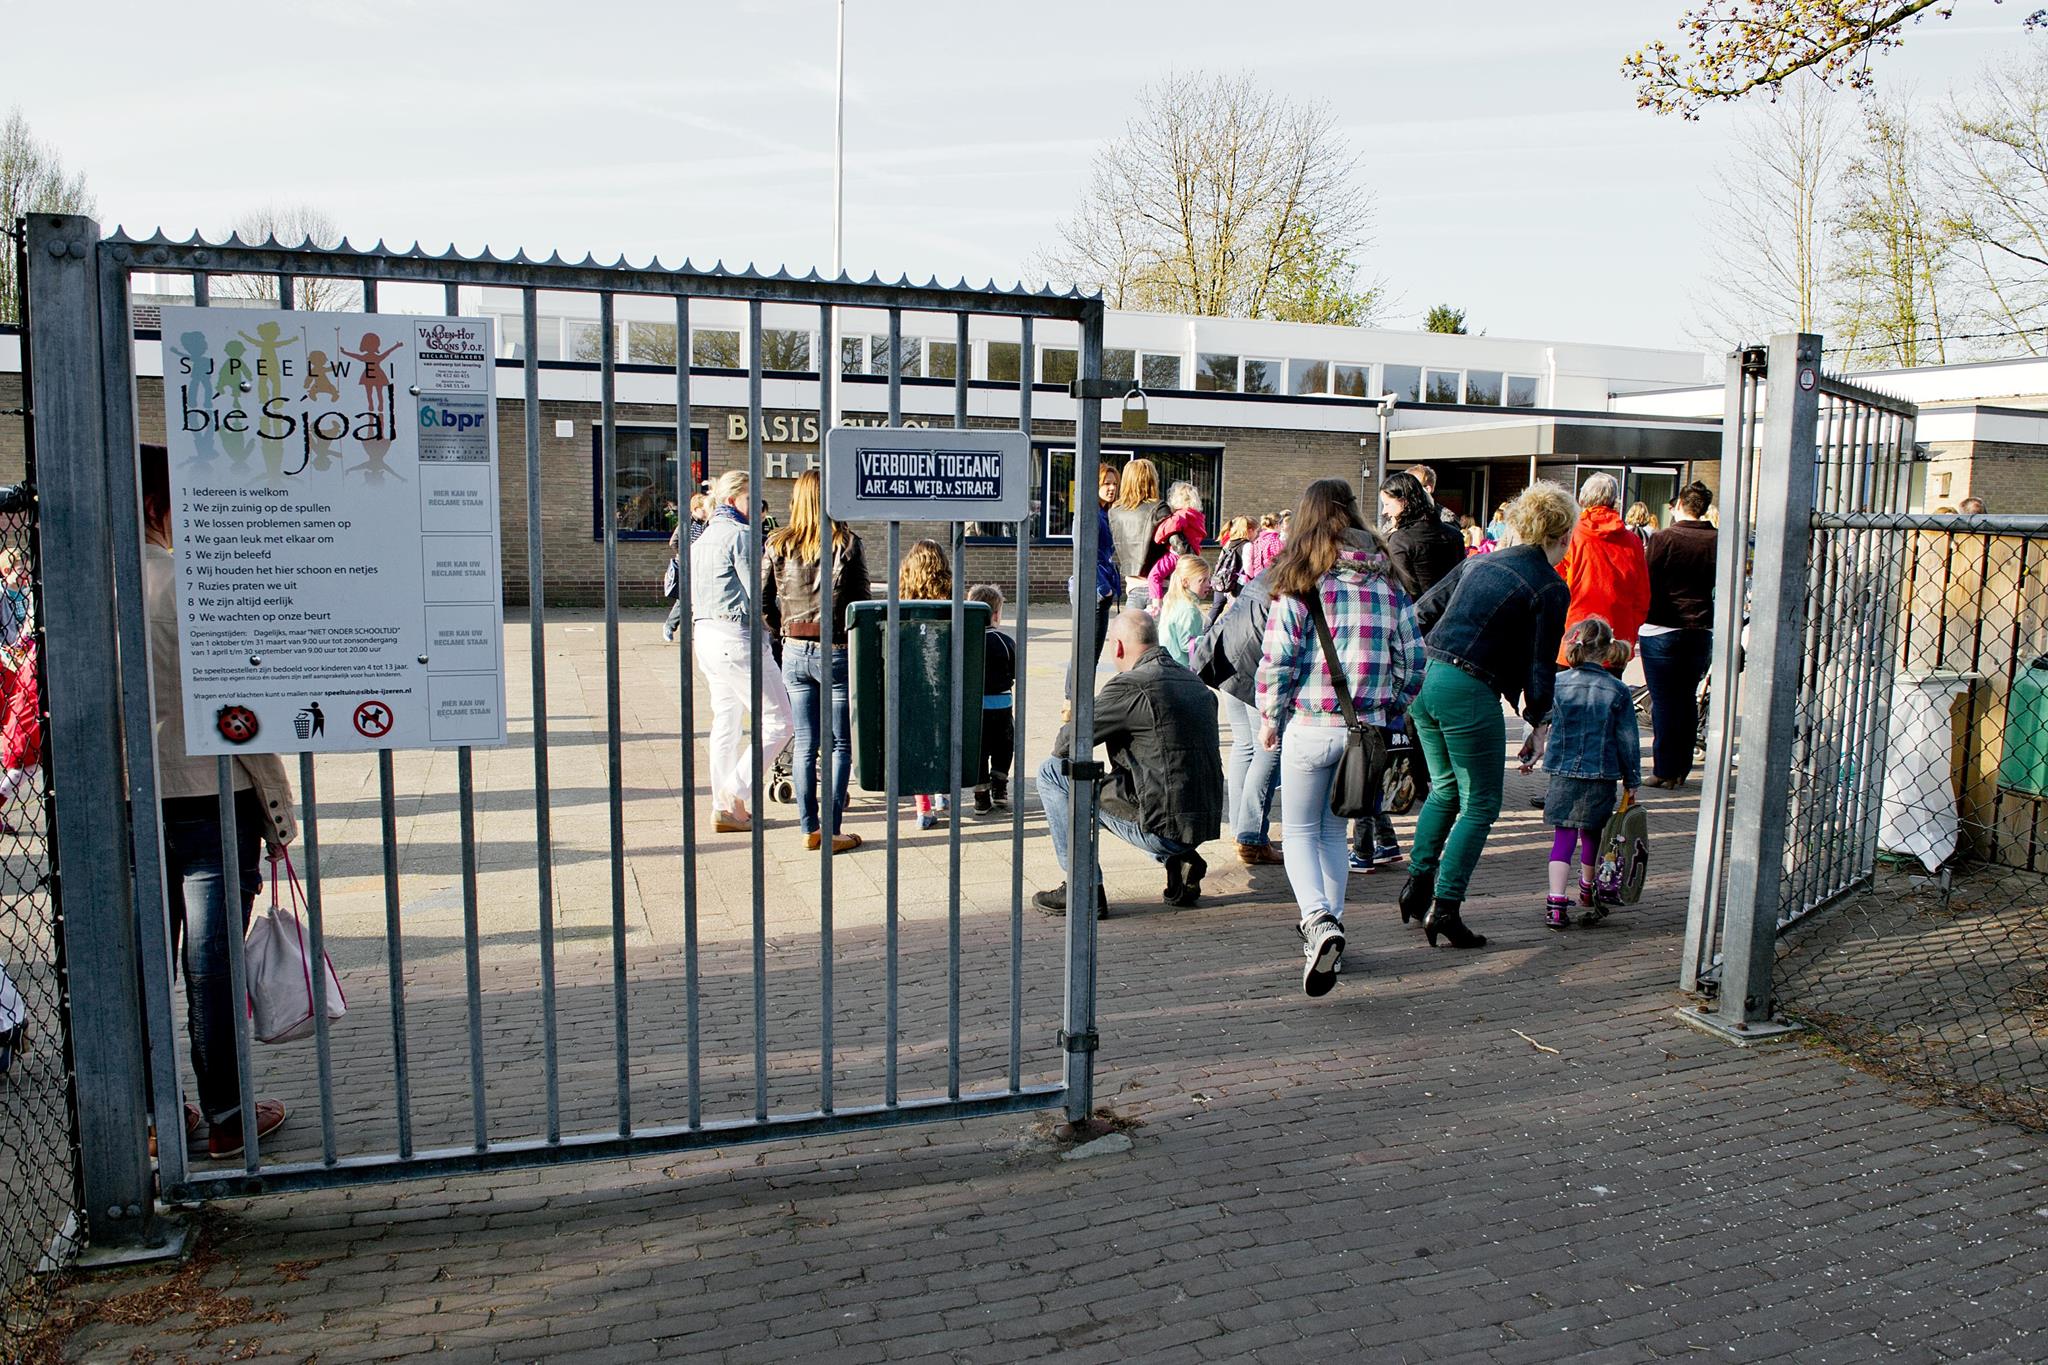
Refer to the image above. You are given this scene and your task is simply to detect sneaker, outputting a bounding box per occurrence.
[1545,897,1571,932]
[1348,852,1372,874]
[662,624,677,643]
[1238,842,1285,867]
[990,775,1010,808]
[207,1100,288,1160]
[1031,883,1109,919]
[1301,915,1344,997]
[974,785,994,814]
[918,810,939,831]
[1372,842,1401,867]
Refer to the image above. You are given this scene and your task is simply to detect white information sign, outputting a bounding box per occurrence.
[160,305,507,754]
[823,426,1030,523]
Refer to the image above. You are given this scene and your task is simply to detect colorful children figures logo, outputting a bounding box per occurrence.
[172,319,406,488]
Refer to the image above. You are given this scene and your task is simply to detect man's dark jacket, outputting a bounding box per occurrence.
[1054,645,1222,848]
[1185,568,1272,708]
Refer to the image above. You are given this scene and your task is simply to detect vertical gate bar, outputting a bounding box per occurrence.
[1836,402,1879,895]
[99,241,190,1201]
[1715,332,1822,1026]
[296,754,338,1165]
[946,311,968,1101]
[1062,307,1106,1121]
[1864,412,1915,873]
[1009,317,1032,1092]
[33,217,155,1241]
[884,306,903,1108]
[1683,352,1753,992]
[817,302,835,1115]
[216,759,260,1174]
[1795,400,1845,913]
[194,270,209,307]
[379,748,413,1156]
[600,292,631,1135]
[675,294,701,1130]
[522,288,562,1144]
[1994,536,2032,867]
[361,278,375,311]
[458,749,487,1149]
[747,299,768,1121]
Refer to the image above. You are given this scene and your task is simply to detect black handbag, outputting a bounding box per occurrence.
[1305,594,1387,820]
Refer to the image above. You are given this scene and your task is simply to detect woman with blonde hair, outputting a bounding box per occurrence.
[763,470,870,853]
[1624,500,1656,547]
[1255,479,1424,997]
[1106,457,1169,610]
[1398,481,1575,950]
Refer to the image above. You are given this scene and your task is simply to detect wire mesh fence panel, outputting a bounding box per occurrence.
[0,499,80,1344]
[1777,518,2048,1131]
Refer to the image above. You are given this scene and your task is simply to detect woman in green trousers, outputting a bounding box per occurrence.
[1401,483,1577,948]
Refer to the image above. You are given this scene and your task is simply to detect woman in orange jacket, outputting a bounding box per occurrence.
[1555,473,1650,669]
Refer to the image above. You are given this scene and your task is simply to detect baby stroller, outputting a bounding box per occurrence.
[767,634,796,804]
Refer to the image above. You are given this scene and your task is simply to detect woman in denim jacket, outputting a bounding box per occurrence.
[1400,482,1576,949]
[1532,616,1641,930]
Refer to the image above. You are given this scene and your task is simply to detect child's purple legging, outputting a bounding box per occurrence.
[1550,826,1599,864]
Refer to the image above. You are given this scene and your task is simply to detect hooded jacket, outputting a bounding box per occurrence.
[1255,540,1424,729]
[1557,504,1651,661]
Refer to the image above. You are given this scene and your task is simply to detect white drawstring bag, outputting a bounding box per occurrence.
[246,852,346,1044]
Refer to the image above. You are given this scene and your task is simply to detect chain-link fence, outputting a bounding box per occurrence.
[1777,517,2048,1130]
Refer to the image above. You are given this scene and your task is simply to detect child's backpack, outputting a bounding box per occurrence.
[1592,791,1649,913]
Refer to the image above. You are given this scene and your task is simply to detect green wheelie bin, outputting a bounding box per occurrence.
[848,599,990,794]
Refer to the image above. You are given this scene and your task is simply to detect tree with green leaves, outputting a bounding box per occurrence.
[1627,1,2043,118]
[1422,304,1468,334]
[1,109,94,324]
[1041,72,1383,325]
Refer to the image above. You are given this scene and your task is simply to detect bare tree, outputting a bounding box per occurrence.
[1039,72,1382,325]
[211,204,353,311]
[1627,0,2043,118]
[1943,49,2048,353]
[0,108,94,324]
[1830,96,1956,365]
[1695,78,1847,345]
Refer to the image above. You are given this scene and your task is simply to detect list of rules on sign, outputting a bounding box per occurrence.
[160,305,508,755]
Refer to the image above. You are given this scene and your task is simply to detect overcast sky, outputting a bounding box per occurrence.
[12,0,2033,351]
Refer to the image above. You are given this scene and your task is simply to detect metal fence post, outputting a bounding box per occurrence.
[1694,332,1821,1040]
[25,215,161,1247]
[1061,305,1106,1124]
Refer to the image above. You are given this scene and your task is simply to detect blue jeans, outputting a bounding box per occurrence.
[781,641,851,835]
[1219,692,1279,847]
[1638,629,1711,782]
[1279,725,1350,925]
[162,789,264,1124]
[1035,755,1188,881]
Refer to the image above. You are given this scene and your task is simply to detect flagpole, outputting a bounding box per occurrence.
[829,0,846,426]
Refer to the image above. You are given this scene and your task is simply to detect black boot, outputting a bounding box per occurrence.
[1398,870,1435,926]
[1423,898,1487,949]
[1032,883,1110,919]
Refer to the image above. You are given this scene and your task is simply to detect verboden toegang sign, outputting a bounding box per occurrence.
[823,426,1030,523]
[160,305,508,755]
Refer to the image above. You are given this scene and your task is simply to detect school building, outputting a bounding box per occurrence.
[6,300,2044,606]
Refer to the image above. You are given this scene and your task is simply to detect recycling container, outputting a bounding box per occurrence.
[1997,656,2048,799]
[849,600,989,794]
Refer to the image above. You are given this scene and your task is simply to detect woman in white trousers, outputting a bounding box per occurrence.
[691,470,793,830]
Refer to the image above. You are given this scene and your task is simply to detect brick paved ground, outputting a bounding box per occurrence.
[49,612,2048,1363]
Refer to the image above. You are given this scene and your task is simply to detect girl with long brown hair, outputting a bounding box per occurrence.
[762,469,870,853]
[1254,478,1424,998]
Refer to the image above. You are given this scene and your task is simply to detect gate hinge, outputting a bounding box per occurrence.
[1739,346,1767,378]
[1060,758,1104,781]
[1056,1028,1100,1054]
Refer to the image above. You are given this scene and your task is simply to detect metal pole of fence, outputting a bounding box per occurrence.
[1683,352,1750,992]
[523,287,562,1144]
[747,299,768,1122]
[675,294,701,1131]
[947,311,968,1101]
[26,215,158,1248]
[601,292,632,1136]
[817,301,836,1116]
[883,308,902,1108]
[99,237,189,1206]
[379,748,413,1156]
[1010,317,1032,1093]
[1699,332,1822,1038]
[297,756,338,1166]
[215,758,259,1175]
[1061,306,1106,1120]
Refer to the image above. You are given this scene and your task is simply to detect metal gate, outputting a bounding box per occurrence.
[24,214,1111,1257]
[1681,332,1918,1034]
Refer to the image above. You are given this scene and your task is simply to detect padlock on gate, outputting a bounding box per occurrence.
[1121,388,1149,432]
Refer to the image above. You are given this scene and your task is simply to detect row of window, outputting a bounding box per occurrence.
[510,315,1542,409]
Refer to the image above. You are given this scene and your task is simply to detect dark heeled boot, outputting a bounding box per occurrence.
[1423,898,1487,949]
[1398,871,1435,925]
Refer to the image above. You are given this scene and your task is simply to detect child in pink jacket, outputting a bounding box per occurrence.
[1145,482,1209,606]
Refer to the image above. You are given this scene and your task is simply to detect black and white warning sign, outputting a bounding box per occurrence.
[825,427,1029,523]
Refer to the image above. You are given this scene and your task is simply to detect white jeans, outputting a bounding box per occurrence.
[1280,724,1350,926]
[694,619,794,813]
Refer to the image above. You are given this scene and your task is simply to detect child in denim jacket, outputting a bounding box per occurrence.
[1525,616,1640,930]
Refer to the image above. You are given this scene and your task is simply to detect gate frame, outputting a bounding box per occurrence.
[28,214,1110,1255]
